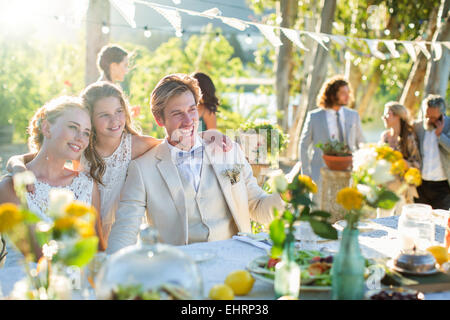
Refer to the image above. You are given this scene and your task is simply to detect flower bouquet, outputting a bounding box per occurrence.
[265,167,337,298]
[331,143,422,299]
[1,171,99,300]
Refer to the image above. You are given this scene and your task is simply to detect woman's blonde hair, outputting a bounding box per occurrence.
[384,101,415,157]
[80,81,140,185]
[151,73,201,121]
[27,96,86,153]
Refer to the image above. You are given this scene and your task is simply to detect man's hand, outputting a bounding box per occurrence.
[201,130,233,152]
[435,118,444,137]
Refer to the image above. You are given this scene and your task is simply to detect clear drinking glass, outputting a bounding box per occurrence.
[398,204,434,253]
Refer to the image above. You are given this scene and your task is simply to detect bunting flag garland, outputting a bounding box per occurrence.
[220,17,249,31]
[110,0,136,28]
[281,28,309,51]
[384,40,401,58]
[365,39,387,60]
[432,42,442,61]
[415,42,431,60]
[151,6,182,35]
[401,42,418,62]
[303,32,330,51]
[255,24,283,47]
[112,0,449,62]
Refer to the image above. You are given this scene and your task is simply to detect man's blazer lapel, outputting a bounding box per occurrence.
[155,141,188,242]
[318,109,330,142]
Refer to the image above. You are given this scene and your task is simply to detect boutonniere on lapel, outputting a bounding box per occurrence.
[222,164,244,185]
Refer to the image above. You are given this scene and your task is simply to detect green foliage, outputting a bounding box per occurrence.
[122,25,247,137]
[55,237,99,268]
[316,140,352,156]
[239,119,289,154]
[0,35,85,142]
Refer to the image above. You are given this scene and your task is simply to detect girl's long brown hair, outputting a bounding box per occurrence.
[80,81,140,185]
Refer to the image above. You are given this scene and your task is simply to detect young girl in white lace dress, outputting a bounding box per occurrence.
[0,96,106,252]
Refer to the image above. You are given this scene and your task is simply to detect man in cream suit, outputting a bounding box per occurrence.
[107,74,284,253]
[299,75,365,193]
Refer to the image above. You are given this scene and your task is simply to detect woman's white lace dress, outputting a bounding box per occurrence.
[26,172,94,222]
[81,133,132,243]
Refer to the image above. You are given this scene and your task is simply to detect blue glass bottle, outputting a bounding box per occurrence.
[331,227,365,300]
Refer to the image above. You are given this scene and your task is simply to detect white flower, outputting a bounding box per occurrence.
[352,147,377,172]
[42,240,59,259]
[48,188,74,219]
[369,159,394,185]
[356,184,377,203]
[10,278,30,300]
[13,170,36,188]
[267,169,288,193]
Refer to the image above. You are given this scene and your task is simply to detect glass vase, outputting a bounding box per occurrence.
[274,241,300,299]
[331,227,365,300]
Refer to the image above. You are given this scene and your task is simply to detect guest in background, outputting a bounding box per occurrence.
[413,95,450,210]
[380,102,421,169]
[191,72,219,130]
[299,75,365,198]
[97,44,130,83]
[378,102,421,217]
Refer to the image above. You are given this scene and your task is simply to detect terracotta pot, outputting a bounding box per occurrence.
[322,154,352,171]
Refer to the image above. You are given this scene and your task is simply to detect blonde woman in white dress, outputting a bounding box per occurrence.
[0,96,106,256]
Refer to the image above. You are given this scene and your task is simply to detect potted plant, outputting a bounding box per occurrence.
[316,140,352,171]
[239,120,289,165]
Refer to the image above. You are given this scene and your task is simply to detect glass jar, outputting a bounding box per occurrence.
[274,239,300,299]
[95,225,203,300]
[398,204,434,253]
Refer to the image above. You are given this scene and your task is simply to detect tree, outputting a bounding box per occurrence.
[424,0,450,98]
[85,0,110,86]
[275,0,298,131]
[287,0,337,159]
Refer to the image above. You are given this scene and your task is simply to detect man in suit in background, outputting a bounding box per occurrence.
[299,75,365,198]
[414,94,450,210]
[107,74,284,254]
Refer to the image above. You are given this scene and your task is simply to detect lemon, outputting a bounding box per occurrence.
[427,245,449,265]
[209,284,234,300]
[224,270,255,296]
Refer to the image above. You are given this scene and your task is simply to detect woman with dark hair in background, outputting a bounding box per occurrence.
[97,44,129,83]
[191,72,219,130]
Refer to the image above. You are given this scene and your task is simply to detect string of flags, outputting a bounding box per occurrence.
[110,0,450,62]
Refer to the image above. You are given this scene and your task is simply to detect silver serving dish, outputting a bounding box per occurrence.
[390,251,438,275]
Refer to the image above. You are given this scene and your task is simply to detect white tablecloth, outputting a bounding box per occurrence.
[1,216,449,300]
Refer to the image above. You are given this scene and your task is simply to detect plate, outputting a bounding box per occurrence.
[386,259,439,276]
[247,255,331,292]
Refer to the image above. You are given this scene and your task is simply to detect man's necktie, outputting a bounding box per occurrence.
[336,112,344,143]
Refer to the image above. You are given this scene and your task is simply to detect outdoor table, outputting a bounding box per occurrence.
[0,216,449,300]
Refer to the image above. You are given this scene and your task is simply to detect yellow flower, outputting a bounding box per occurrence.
[298,175,318,194]
[75,219,96,238]
[390,159,408,176]
[376,145,403,163]
[0,203,23,233]
[404,168,422,186]
[65,201,94,218]
[336,187,364,211]
[53,216,78,231]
